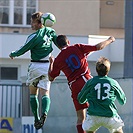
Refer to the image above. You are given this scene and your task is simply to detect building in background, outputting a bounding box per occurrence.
[0,0,124,36]
[0,0,125,83]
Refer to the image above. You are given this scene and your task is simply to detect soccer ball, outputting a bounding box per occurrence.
[41,12,56,27]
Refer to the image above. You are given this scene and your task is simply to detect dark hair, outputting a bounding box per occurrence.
[31,12,43,23]
[96,57,111,76]
[56,35,68,48]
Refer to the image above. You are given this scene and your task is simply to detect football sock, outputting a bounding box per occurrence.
[30,95,40,122]
[42,95,51,116]
[77,124,86,133]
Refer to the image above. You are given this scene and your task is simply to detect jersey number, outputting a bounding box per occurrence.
[94,83,111,100]
[65,54,81,72]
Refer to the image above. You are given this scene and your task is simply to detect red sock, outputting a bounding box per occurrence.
[77,124,86,133]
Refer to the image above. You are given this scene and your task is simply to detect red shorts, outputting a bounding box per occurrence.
[69,73,91,111]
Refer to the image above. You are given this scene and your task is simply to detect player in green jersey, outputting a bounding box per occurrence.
[9,12,57,130]
[78,57,126,133]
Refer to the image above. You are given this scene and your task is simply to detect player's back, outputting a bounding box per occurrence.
[54,44,90,82]
[86,76,122,117]
[30,27,57,60]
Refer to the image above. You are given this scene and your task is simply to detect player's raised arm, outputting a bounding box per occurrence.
[96,36,115,50]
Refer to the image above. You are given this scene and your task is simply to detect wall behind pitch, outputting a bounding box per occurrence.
[39,0,99,36]
[42,78,132,133]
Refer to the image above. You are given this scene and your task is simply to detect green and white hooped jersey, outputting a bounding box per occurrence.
[78,76,126,117]
[10,27,57,60]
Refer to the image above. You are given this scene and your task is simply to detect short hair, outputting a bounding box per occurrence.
[56,35,68,48]
[31,12,43,23]
[96,57,111,76]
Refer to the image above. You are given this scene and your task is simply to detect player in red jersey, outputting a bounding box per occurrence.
[48,35,115,133]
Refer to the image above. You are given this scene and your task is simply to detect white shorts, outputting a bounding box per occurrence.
[26,62,51,90]
[82,115,124,133]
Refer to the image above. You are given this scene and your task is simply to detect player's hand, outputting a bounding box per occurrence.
[9,54,14,59]
[49,55,54,63]
[108,36,115,43]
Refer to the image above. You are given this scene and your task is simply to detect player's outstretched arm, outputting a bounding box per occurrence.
[96,36,115,50]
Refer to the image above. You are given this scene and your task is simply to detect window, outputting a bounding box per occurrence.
[0,67,18,80]
[0,0,38,27]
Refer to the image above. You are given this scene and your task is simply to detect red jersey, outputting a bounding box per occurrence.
[49,44,97,83]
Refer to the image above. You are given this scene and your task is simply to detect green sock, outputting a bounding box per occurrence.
[30,95,40,122]
[42,95,51,115]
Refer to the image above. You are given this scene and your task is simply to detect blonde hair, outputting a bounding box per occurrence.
[96,57,111,76]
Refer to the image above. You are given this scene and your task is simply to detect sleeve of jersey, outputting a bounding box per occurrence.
[77,81,89,104]
[10,33,37,57]
[115,81,126,105]
[76,44,97,55]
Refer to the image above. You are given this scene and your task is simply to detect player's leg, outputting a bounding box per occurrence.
[39,88,51,123]
[76,109,86,133]
[26,63,41,129]
[29,85,40,127]
[73,97,89,133]
[104,115,124,133]
[27,62,51,129]
[82,115,98,133]
[70,76,89,133]
[38,77,51,127]
[72,94,88,133]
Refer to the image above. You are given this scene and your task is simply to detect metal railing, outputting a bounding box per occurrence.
[0,83,48,118]
[0,84,22,118]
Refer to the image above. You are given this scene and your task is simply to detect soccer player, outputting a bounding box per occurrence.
[9,12,57,130]
[78,57,126,133]
[48,35,115,133]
